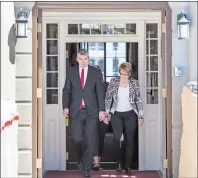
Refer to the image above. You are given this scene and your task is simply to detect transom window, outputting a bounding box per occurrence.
[68,23,136,35]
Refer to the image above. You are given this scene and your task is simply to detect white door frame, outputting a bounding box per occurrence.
[42,11,163,172]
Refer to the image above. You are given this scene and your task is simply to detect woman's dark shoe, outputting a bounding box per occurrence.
[125,168,132,175]
[116,162,122,172]
[92,162,100,171]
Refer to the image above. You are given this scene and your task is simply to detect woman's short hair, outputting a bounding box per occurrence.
[119,62,132,77]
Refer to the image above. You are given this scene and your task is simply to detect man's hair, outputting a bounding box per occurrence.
[77,49,89,57]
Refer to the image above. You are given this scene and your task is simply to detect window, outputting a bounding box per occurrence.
[89,43,96,50]
[113,42,118,50]
[46,24,59,104]
[98,43,104,50]
[89,59,95,66]
[146,23,159,104]
[67,23,137,35]
[67,42,138,82]
[113,58,119,73]
[82,42,127,82]
[98,59,104,75]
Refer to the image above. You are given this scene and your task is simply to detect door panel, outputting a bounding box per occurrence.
[43,23,60,171]
[145,23,161,170]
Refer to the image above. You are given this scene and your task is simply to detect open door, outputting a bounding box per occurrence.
[65,42,139,170]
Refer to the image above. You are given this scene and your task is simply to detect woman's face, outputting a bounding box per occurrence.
[120,69,129,80]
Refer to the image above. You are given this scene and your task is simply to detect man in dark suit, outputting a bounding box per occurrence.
[62,49,105,177]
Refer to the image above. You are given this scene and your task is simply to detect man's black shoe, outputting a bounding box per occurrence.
[77,162,83,171]
[125,168,132,175]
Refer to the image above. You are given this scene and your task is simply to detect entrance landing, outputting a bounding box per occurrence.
[44,170,161,178]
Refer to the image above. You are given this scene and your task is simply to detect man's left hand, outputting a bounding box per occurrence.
[99,111,105,121]
[138,119,144,127]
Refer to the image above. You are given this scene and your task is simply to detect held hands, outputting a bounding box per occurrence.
[99,111,110,125]
[101,113,111,125]
[103,116,110,125]
[99,111,105,121]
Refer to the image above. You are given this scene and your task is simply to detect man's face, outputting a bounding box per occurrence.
[77,55,89,68]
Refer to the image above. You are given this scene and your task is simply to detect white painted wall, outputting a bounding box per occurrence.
[14,2,34,176]
[1,2,16,100]
[188,2,197,81]
[1,2,18,177]
[168,2,197,178]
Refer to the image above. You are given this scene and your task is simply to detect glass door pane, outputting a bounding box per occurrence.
[106,43,126,78]
[88,42,105,77]
[146,23,159,104]
[66,42,133,82]
[127,43,138,80]
[46,23,59,104]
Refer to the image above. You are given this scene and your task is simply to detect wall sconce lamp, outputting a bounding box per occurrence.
[15,8,28,38]
[177,10,190,39]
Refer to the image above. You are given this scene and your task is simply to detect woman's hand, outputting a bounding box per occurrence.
[107,114,111,121]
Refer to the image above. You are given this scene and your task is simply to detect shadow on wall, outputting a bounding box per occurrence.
[8,24,17,65]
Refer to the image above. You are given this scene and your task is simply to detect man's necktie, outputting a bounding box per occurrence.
[80,69,84,109]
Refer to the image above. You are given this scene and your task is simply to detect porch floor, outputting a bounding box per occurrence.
[44,170,161,178]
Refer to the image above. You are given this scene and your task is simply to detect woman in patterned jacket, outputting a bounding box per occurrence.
[105,62,144,175]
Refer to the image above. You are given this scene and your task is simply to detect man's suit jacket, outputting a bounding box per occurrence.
[62,65,105,119]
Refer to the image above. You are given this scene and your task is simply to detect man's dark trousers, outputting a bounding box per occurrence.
[71,108,98,171]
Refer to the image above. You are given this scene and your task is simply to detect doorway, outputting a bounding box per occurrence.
[42,14,163,172]
[65,42,139,170]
